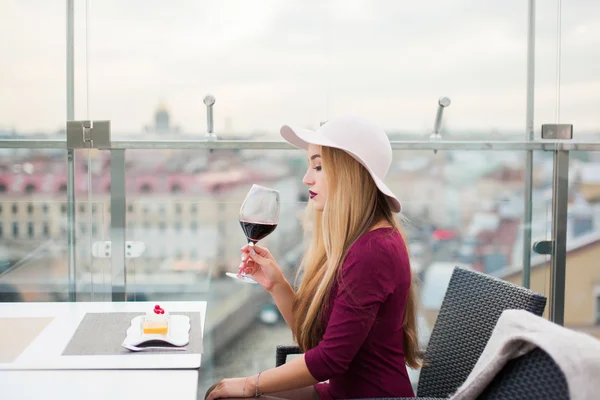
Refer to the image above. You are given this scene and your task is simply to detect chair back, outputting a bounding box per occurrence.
[417,267,547,398]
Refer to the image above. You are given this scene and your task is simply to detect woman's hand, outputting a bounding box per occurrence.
[239,244,285,292]
[205,377,255,400]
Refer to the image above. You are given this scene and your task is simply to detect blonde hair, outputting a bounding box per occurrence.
[292,146,421,369]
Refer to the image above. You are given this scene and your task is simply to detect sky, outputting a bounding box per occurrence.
[1,0,599,137]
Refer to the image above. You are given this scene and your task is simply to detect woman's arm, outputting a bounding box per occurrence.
[206,355,317,399]
[268,279,296,330]
[244,246,297,329]
[252,354,317,394]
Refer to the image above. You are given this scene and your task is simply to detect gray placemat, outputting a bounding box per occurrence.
[62,312,202,356]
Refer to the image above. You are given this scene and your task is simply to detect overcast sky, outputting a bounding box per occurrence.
[1,0,599,137]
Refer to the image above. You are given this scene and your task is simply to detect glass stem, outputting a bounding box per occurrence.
[240,242,255,276]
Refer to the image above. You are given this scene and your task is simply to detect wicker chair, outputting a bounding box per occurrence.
[275,266,547,399]
[349,348,569,400]
[478,347,569,399]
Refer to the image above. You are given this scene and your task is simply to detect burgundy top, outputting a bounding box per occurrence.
[304,228,414,400]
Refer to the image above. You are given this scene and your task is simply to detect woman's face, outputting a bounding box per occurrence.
[303,144,327,211]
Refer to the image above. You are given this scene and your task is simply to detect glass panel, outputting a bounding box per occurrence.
[564,150,600,339]
[0,3,65,135]
[83,1,532,140]
[536,1,600,141]
[0,149,69,302]
[391,148,551,385]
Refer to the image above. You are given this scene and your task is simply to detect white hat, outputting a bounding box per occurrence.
[280,115,401,213]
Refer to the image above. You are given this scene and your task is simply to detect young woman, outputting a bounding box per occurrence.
[207,115,420,400]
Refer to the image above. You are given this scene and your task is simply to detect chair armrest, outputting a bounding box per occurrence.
[276,345,303,367]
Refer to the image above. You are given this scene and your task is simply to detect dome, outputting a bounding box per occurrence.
[154,102,170,133]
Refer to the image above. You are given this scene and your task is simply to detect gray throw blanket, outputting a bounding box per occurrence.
[450,309,600,400]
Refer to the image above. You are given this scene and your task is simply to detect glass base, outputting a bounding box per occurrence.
[225,272,258,284]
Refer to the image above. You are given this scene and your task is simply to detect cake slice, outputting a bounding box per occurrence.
[143,305,169,335]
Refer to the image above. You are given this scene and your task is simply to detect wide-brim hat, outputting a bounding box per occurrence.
[280,115,401,213]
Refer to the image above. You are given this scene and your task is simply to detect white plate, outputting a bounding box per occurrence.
[122,315,190,347]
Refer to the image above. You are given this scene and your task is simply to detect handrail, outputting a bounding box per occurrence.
[1,139,600,151]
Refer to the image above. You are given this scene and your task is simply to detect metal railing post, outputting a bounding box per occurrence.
[66,0,76,302]
[522,0,536,289]
[110,150,127,301]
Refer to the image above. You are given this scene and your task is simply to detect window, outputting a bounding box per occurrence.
[0,204,3,214]
[12,222,19,238]
[12,204,18,214]
[59,184,67,192]
[42,204,49,215]
[92,224,98,236]
[28,222,34,238]
[0,223,3,238]
[175,203,182,214]
[190,203,197,214]
[91,204,97,214]
[0,183,6,193]
[42,223,49,238]
[27,204,34,214]
[79,204,85,214]
[61,204,67,214]
[24,183,36,194]
[190,221,198,232]
[171,184,182,193]
[128,204,134,213]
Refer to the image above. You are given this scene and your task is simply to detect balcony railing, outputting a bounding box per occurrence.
[2,137,600,323]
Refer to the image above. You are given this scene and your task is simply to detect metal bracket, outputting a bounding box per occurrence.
[66,120,111,149]
[92,241,146,259]
[429,96,451,154]
[541,124,573,140]
[532,240,553,255]
[203,95,217,141]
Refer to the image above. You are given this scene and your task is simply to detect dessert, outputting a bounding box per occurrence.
[142,304,169,335]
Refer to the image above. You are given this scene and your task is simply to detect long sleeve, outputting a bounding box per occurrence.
[304,243,399,382]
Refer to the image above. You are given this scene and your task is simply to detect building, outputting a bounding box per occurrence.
[498,231,600,339]
[144,102,181,136]
[0,147,303,302]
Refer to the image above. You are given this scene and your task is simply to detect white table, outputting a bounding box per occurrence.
[0,301,206,370]
[0,370,199,400]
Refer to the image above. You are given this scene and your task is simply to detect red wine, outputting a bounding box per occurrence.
[240,221,277,244]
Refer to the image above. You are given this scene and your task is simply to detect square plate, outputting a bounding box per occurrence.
[122,315,190,347]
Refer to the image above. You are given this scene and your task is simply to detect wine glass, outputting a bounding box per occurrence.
[226,184,280,283]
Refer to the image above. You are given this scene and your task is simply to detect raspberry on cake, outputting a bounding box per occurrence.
[143,304,169,335]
